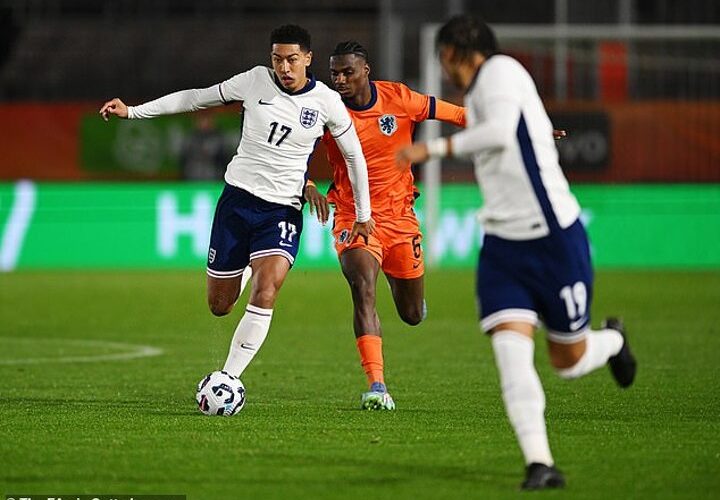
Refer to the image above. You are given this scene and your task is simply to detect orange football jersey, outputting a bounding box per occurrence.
[324,81,465,217]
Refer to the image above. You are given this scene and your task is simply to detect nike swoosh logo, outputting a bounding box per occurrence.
[279,241,293,248]
[412,262,421,269]
[240,343,255,350]
[569,317,587,331]
[258,99,274,105]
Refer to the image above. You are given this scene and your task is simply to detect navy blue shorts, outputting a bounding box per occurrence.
[476,219,593,342]
[206,184,303,279]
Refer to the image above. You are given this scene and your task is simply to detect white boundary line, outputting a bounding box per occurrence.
[0,337,164,365]
[0,180,37,271]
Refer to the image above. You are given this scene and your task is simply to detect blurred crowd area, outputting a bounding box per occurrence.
[1,0,719,100]
[0,0,718,183]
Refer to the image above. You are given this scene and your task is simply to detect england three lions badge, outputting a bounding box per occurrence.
[300,107,319,128]
[378,114,397,136]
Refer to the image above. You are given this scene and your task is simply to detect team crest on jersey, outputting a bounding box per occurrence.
[338,229,350,244]
[378,114,397,136]
[300,107,319,128]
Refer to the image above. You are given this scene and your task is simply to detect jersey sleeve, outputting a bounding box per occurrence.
[325,92,371,221]
[399,83,465,127]
[218,66,262,103]
[127,67,264,119]
[333,125,371,222]
[325,91,355,138]
[433,98,466,127]
[399,83,432,122]
[127,86,224,119]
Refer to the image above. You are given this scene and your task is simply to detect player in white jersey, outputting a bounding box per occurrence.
[398,16,636,490]
[100,25,374,399]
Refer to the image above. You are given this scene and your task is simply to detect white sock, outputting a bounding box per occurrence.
[222,304,273,377]
[556,328,623,380]
[239,266,253,296]
[492,330,554,466]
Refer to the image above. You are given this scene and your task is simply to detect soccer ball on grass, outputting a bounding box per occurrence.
[196,370,246,416]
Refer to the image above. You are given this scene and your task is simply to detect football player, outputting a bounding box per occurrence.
[398,15,637,489]
[100,25,374,390]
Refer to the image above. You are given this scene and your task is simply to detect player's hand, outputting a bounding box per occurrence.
[99,98,129,121]
[304,182,330,225]
[396,143,429,169]
[348,217,375,246]
[553,129,568,140]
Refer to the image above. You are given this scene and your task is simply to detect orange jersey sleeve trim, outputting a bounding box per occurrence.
[398,83,432,122]
[431,98,466,127]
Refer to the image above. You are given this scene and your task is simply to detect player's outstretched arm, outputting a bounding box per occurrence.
[99,98,129,121]
[101,85,227,121]
[398,127,565,167]
[431,99,566,141]
[304,180,330,225]
[433,98,466,128]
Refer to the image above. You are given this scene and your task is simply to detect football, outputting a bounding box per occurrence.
[196,370,246,416]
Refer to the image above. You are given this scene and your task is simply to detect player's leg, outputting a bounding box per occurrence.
[488,322,563,490]
[340,248,395,410]
[340,248,382,337]
[385,275,425,325]
[335,217,394,410]
[221,193,302,378]
[548,322,635,387]
[383,215,426,325]
[205,184,251,317]
[222,255,290,377]
[479,235,564,490]
[542,220,636,387]
[207,275,243,316]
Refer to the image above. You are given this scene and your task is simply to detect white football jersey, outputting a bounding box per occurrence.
[451,55,580,240]
[128,66,369,216]
[219,66,353,209]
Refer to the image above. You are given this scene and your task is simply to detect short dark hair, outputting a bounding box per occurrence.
[270,24,312,52]
[330,40,369,63]
[436,15,498,60]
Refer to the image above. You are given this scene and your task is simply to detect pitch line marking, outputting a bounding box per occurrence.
[0,180,37,271]
[0,337,164,365]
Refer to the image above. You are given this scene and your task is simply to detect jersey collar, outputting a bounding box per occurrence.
[343,81,377,111]
[273,70,317,96]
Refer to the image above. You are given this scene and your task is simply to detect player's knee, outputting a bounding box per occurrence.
[348,275,375,305]
[249,286,279,309]
[208,296,234,317]
[399,305,424,326]
[550,350,585,378]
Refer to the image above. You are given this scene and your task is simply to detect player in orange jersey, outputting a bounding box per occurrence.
[303,41,466,410]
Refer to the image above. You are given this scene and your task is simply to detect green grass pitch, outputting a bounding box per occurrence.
[1,269,719,499]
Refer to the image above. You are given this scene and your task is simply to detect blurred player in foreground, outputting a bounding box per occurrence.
[304,41,465,410]
[397,15,637,490]
[100,25,373,393]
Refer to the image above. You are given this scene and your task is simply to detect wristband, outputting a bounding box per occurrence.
[426,137,449,158]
